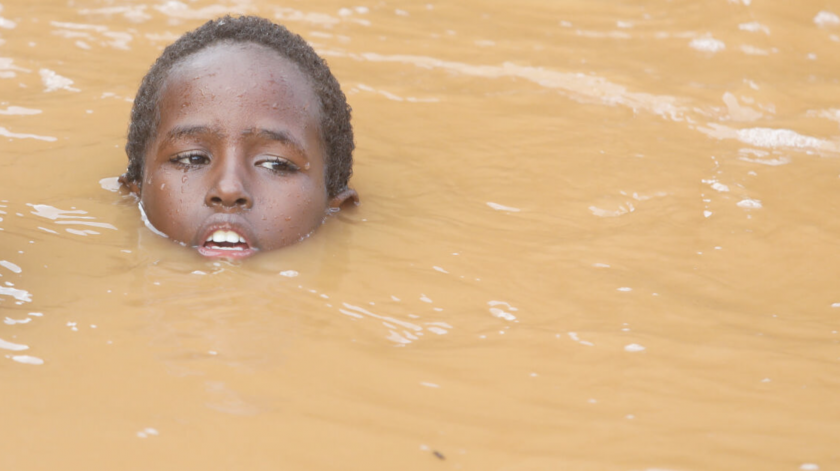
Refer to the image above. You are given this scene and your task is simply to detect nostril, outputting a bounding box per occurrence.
[236,198,248,206]
[210,196,223,205]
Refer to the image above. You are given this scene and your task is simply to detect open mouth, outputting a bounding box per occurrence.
[204,229,249,251]
[198,229,256,258]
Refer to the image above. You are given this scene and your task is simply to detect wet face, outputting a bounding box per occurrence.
[132,43,352,259]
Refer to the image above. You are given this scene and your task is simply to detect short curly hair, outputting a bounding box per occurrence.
[124,15,354,197]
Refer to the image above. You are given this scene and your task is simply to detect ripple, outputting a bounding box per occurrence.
[351,52,686,121]
[11,355,43,365]
[486,202,520,212]
[0,338,29,351]
[77,6,152,22]
[154,1,253,19]
[28,203,117,235]
[0,106,41,115]
[0,126,57,142]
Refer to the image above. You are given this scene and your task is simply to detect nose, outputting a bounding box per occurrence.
[205,160,253,210]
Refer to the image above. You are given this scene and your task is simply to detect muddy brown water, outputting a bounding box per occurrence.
[1,1,839,470]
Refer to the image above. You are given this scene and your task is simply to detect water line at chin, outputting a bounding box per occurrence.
[138,201,170,240]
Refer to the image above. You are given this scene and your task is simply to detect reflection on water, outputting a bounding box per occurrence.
[1,0,840,470]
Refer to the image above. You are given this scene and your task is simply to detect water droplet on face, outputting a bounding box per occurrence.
[181,175,188,183]
[304,162,310,170]
[285,216,291,221]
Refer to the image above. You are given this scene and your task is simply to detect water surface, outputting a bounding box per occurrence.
[1,1,839,470]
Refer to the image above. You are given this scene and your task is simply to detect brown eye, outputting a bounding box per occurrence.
[257,158,299,173]
[172,152,209,166]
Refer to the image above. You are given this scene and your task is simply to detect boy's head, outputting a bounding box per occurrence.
[121,16,357,259]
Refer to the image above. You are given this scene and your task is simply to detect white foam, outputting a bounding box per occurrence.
[814,11,839,27]
[489,307,516,321]
[56,220,116,230]
[138,202,168,238]
[740,44,772,56]
[0,106,41,115]
[99,177,121,192]
[154,1,249,20]
[11,355,43,365]
[49,20,108,32]
[4,317,31,325]
[76,7,151,22]
[353,52,685,121]
[0,260,22,273]
[64,229,95,236]
[711,182,729,192]
[29,204,89,220]
[39,68,79,92]
[738,155,791,166]
[486,202,521,212]
[0,338,29,351]
[736,199,762,209]
[589,205,631,217]
[0,126,57,142]
[275,7,340,26]
[689,37,726,52]
[736,128,825,149]
[0,286,31,302]
[624,344,646,352]
[738,21,769,34]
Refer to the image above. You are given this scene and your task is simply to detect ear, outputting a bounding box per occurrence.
[328,188,359,210]
[118,174,141,196]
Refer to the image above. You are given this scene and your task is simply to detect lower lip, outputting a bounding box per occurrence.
[197,245,257,259]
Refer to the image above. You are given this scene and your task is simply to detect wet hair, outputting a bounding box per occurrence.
[124,15,354,197]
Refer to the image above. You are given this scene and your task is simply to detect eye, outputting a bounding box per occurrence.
[256,158,300,174]
[171,152,210,167]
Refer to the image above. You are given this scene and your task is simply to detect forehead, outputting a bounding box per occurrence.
[161,42,320,117]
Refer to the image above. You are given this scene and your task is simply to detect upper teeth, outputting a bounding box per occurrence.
[207,230,246,244]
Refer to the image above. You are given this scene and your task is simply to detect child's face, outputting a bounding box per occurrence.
[133,43,348,259]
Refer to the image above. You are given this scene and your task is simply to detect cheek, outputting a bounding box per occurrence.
[141,168,200,225]
[254,180,328,232]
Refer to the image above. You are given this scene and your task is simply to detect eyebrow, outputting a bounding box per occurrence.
[241,127,307,158]
[162,125,226,145]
